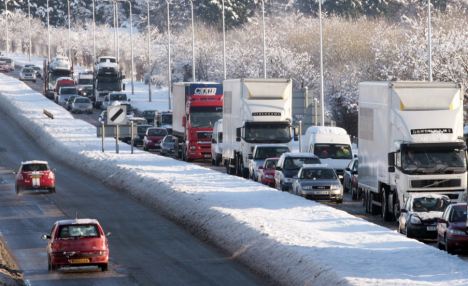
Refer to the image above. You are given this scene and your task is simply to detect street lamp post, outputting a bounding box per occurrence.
[47,0,51,61]
[4,0,11,54]
[166,0,172,109]
[28,0,31,61]
[146,0,152,101]
[189,0,196,81]
[261,0,266,78]
[221,0,226,80]
[67,0,72,62]
[428,0,433,82]
[318,0,325,126]
[115,0,133,95]
[92,0,96,65]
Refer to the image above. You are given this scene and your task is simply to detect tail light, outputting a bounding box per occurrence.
[47,171,55,180]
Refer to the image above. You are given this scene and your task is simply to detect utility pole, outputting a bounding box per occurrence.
[318,0,325,126]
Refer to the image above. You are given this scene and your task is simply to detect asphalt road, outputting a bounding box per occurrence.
[0,75,268,285]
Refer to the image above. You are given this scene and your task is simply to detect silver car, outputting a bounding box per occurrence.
[292,164,343,203]
[70,96,93,114]
[19,67,37,82]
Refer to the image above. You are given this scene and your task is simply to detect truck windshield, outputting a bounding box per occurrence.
[190,107,222,128]
[161,114,172,125]
[402,146,466,174]
[97,80,121,91]
[244,123,291,143]
[79,79,93,85]
[254,147,290,160]
[314,144,352,160]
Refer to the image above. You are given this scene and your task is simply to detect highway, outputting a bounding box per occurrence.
[0,71,268,285]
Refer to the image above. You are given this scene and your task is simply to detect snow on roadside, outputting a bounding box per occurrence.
[0,72,468,286]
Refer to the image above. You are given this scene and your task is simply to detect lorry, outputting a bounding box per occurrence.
[172,82,223,161]
[155,110,173,130]
[43,57,73,99]
[222,78,297,178]
[93,56,124,108]
[358,81,467,222]
[301,126,354,181]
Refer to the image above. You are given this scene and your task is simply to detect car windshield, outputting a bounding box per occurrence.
[284,157,321,170]
[190,107,221,128]
[110,93,127,101]
[314,144,352,159]
[22,163,48,172]
[164,136,175,143]
[450,207,467,223]
[161,114,172,125]
[58,224,99,238]
[301,168,337,180]
[22,68,33,73]
[143,110,155,117]
[32,66,41,71]
[61,88,77,95]
[245,122,292,144]
[138,126,150,133]
[78,78,93,85]
[148,129,167,136]
[97,80,120,91]
[75,98,90,104]
[264,159,278,169]
[412,197,450,212]
[254,147,289,160]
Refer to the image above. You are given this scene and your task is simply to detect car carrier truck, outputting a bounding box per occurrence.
[172,82,223,161]
[222,78,297,178]
[93,56,124,108]
[358,81,467,221]
[43,57,73,99]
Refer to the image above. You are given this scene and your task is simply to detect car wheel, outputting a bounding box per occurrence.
[15,185,20,195]
[437,235,444,250]
[99,264,108,271]
[335,199,343,204]
[445,235,455,254]
[405,224,413,239]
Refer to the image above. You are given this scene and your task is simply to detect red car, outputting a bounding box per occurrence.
[42,218,110,271]
[15,160,55,194]
[437,203,468,254]
[143,127,168,151]
[258,158,279,187]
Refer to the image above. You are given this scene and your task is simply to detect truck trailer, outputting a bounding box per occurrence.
[358,81,467,221]
[172,82,223,161]
[222,78,296,178]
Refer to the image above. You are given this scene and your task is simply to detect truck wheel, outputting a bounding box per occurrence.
[393,199,401,222]
[381,187,393,221]
[370,192,379,215]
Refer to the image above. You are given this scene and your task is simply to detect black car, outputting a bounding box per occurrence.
[398,194,450,239]
[133,124,152,146]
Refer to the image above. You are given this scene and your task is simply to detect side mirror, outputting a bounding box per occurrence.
[352,170,358,175]
[182,116,186,127]
[345,167,351,171]
[106,232,112,237]
[41,234,51,240]
[293,127,299,141]
[276,166,282,171]
[128,98,131,102]
[248,154,253,159]
[400,208,407,213]
[212,138,216,144]
[437,218,447,224]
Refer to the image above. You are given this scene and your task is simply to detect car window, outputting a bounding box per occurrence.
[412,197,450,212]
[148,129,167,136]
[22,163,48,172]
[22,68,33,73]
[450,207,467,223]
[164,136,175,143]
[61,88,77,95]
[301,168,337,180]
[58,224,100,238]
[283,157,320,170]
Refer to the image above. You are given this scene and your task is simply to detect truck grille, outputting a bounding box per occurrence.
[197,131,212,141]
[411,179,461,188]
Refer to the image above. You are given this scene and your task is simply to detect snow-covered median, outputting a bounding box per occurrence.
[1,73,467,286]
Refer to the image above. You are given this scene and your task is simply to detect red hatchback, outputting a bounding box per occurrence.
[42,219,110,271]
[143,127,168,151]
[437,203,468,254]
[15,160,55,194]
[258,158,279,187]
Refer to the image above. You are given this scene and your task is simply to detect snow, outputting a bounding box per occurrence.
[1,72,468,285]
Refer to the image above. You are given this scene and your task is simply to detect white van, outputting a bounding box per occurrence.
[211,119,223,166]
[301,126,353,180]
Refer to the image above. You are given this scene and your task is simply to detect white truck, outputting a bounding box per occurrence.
[358,81,467,221]
[222,78,297,177]
[301,126,354,181]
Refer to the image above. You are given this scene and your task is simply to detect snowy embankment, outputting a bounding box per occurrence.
[1,73,468,286]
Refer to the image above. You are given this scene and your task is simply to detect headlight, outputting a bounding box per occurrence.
[448,229,466,236]
[410,216,422,225]
[330,185,341,190]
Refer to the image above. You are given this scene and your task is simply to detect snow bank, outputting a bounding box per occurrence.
[1,73,468,286]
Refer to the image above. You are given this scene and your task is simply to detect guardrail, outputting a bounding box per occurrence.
[43,109,54,119]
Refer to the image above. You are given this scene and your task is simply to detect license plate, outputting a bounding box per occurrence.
[204,154,211,158]
[427,226,436,231]
[69,258,90,264]
[314,191,329,195]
